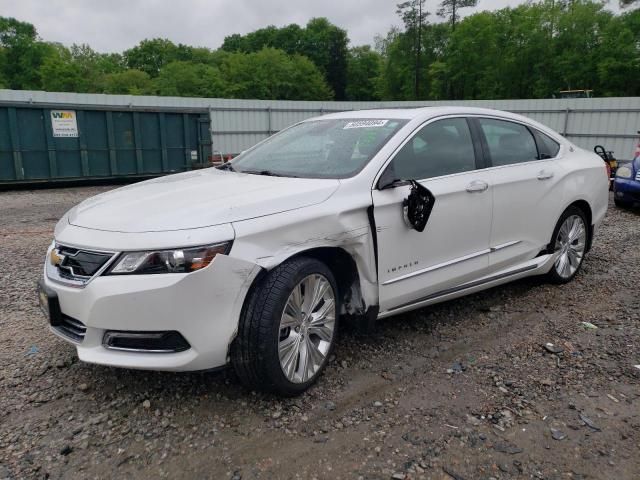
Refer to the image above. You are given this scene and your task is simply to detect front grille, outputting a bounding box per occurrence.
[47,244,115,287]
[53,315,87,343]
[635,170,640,181]
[55,245,112,278]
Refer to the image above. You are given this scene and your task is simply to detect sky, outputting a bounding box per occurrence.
[0,0,537,52]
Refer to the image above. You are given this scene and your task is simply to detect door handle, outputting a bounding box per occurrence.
[537,170,555,180]
[466,180,489,193]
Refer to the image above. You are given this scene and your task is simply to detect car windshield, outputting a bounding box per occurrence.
[229,118,408,179]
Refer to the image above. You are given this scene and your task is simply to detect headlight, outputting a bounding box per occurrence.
[616,166,632,178]
[108,242,231,275]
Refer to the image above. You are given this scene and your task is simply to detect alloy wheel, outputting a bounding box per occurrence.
[554,214,587,279]
[278,274,336,384]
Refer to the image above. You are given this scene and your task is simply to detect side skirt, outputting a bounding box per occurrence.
[377,252,559,319]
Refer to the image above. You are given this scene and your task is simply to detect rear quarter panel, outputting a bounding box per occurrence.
[556,147,609,231]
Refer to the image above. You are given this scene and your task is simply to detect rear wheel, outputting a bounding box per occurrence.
[546,206,588,284]
[231,256,339,396]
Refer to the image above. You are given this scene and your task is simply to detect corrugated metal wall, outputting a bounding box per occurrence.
[2,90,639,183]
[206,97,640,159]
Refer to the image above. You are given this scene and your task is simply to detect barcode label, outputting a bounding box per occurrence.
[344,120,389,129]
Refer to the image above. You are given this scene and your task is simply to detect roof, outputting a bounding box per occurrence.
[313,106,534,123]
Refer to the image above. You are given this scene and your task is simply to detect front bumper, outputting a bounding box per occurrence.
[614,177,640,203]
[41,246,261,371]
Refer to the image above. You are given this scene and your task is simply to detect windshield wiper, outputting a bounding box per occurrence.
[216,163,235,172]
[241,169,298,178]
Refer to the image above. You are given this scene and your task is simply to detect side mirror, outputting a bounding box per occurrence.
[403,180,435,232]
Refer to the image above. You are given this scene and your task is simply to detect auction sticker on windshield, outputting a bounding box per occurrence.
[343,120,389,129]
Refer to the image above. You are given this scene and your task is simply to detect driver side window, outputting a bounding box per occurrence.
[389,118,477,180]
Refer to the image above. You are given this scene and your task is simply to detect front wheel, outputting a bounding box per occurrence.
[231,257,339,396]
[546,206,588,284]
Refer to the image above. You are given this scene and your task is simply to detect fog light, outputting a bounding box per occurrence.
[103,331,190,353]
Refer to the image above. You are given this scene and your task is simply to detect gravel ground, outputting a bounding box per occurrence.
[0,186,639,480]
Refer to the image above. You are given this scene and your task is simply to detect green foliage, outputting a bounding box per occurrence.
[596,10,640,96]
[0,16,52,89]
[397,0,428,31]
[0,47,7,87]
[124,38,193,77]
[378,22,449,100]
[437,0,478,29]
[222,24,304,54]
[383,0,640,100]
[346,46,382,100]
[39,43,124,93]
[1,3,639,101]
[219,48,333,100]
[395,1,430,98]
[221,18,348,99]
[102,69,153,94]
[39,44,85,92]
[154,61,226,97]
[302,18,349,100]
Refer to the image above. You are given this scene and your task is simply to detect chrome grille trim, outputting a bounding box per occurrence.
[46,243,118,288]
[52,315,87,343]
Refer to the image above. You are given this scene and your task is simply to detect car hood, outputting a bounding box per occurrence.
[68,169,340,233]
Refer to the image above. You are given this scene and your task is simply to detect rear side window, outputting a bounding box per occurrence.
[533,130,561,159]
[478,118,538,166]
[390,117,476,180]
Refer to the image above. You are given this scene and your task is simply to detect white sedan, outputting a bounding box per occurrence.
[38,107,609,395]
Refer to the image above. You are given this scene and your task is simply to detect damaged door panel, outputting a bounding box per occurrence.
[371,116,493,312]
[372,174,493,312]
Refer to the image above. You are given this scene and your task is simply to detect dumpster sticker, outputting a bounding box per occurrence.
[51,110,78,138]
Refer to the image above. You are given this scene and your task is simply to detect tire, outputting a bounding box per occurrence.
[546,206,589,284]
[231,256,339,396]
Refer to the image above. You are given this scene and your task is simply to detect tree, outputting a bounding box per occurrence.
[123,38,181,77]
[396,1,429,98]
[220,19,348,99]
[222,24,304,55]
[39,43,125,93]
[3,2,640,101]
[378,30,418,100]
[345,46,382,100]
[0,16,53,89]
[0,46,8,88]
[445,11,505,99]
[437,0,478,30]
[301,18,349,100]
[220,48,333,100]
[553,1,611,93]
[154,61,227,97]
[102,69,153,94]
[39,44,86,92]
[596,16,640,96]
